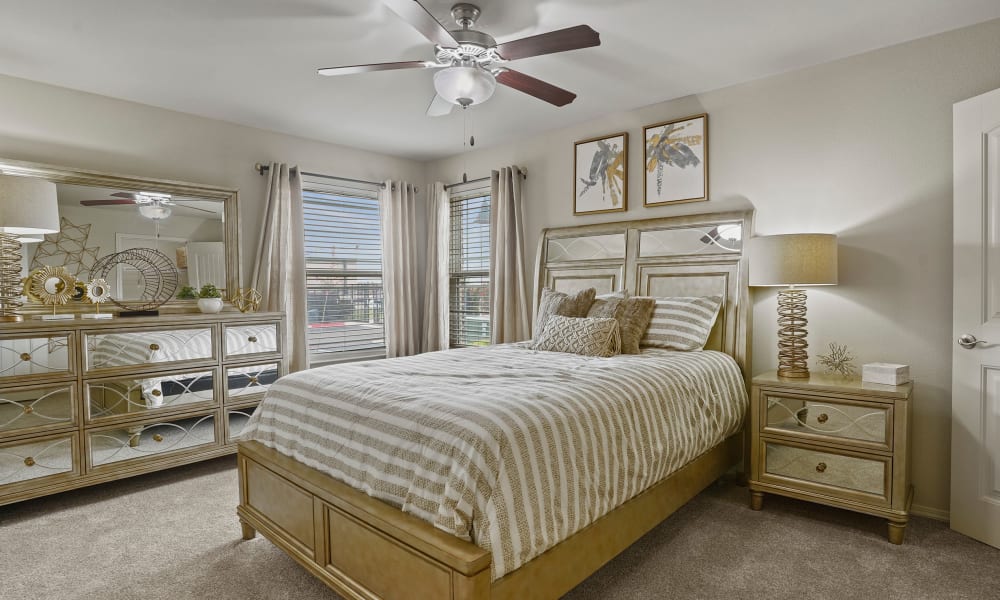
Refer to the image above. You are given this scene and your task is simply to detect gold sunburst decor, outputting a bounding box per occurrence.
[230,288,263,313]
[82,278,114,319]
[28,266,76,318]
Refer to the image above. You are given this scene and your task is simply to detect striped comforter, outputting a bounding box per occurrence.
[244,344,747,580]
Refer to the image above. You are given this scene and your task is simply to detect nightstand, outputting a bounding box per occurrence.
[748,371,913,543]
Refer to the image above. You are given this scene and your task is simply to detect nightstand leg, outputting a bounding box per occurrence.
[887,519,907,544]
[750,490,764,511]
[241,521,256,540]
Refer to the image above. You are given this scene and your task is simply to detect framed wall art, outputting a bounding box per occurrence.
[574,131,628,215]
[643,113,708,206]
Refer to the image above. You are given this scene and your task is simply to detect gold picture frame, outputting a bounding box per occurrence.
[643,113,708,207]
[573,132,628,215]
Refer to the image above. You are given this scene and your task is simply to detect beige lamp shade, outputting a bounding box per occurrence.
[0,175,60,235]
[749,233,838,286]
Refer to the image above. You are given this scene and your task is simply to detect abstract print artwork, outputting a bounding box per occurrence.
[574,132,628,215]
[30,217,101,278]
[643,113,708,206]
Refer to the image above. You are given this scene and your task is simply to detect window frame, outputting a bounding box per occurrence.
[301,177,386,367]
[448,183,492,349]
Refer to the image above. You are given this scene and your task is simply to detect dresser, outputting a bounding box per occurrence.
[0,311,286,506]
[748,371,913,543]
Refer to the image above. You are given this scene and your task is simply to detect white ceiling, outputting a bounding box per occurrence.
[2,1,999,161]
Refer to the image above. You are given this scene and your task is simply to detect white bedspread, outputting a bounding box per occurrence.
[244,344,747,579]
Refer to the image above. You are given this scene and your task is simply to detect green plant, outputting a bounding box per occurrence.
[177,286,197,300]
[198,284,222,299]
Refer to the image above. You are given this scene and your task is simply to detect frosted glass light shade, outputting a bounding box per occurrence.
[0,175,59,235]
[433,66,496,107]
[138,203,172,220]
[749,234,838,286]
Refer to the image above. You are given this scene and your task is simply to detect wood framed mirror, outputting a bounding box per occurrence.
[0,157,240,312]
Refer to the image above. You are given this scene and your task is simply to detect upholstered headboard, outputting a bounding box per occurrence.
[534,210,754,376]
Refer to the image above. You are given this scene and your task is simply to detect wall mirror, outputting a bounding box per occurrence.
[0,157,239,311]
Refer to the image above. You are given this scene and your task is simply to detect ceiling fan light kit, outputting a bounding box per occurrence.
[318,1,600,115]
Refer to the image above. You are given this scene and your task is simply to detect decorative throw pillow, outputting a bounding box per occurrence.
[616,297,656,354]
[533,287,597,341]
[533,316,621,357]
[639,295,723,351]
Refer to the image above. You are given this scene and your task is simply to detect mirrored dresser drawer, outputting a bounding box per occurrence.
[760,441,890,506]
[87,412,218,470]
[225,404,259,443]
[225,362,280,402]
[0,383,76,437]
[84,327,215,372]
[0,334,73,382]
[85,369,218,423]
[761,392,892,452]
[0,433,78,491]
[224,323,279,359]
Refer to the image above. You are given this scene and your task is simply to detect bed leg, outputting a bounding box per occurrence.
[241,520,256,540]
[750,490,764,511]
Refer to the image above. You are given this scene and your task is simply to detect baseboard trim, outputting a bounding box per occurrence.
[911,503,949,522]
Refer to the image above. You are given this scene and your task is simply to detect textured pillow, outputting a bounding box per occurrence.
[640,296,723,351]
[533,316,621,357]
[533,287,597,341]
[616,297,657,354]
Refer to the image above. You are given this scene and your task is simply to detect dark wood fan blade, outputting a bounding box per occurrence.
[110,192,135,198]
[382,0,458,48]
[494,25,600,61]
[318,60,438,76]
[496,69,577,107]
[80,199,137,206]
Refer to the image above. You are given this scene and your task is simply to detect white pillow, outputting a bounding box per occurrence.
[639,296,723,351]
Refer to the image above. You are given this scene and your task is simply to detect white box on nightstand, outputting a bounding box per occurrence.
[862,363,910,385]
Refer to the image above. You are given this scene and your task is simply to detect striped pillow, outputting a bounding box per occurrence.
[639,296,723,351]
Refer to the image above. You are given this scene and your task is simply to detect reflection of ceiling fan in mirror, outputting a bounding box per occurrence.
[317,1,600,116]
[80,192,215,220]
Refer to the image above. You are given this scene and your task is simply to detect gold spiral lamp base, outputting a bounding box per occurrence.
[0,233,25,323]
[776,288,809,378]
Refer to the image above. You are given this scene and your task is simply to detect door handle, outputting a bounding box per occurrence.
[958,334,987,349]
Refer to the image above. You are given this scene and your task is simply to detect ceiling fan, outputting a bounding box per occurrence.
[80,192,215,220]
[318,1,601,116]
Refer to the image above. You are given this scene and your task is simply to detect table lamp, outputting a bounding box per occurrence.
[749,233,838,378]
[0,175,60,322]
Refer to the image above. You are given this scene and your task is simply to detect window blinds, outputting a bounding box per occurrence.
[449,188,491,348]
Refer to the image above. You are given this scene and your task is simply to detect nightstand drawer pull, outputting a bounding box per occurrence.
[816,462,827,473]
[817,413,829,424]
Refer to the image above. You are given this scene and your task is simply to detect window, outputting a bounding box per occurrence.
[449,187,491,348]
[303,180,384,365]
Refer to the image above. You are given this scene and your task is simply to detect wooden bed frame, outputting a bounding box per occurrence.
[237,210,754,600]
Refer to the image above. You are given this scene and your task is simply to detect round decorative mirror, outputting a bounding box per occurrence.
[28,266,75,306]
[87,278,111,303]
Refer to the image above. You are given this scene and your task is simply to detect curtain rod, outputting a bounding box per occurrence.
[254,163,387,189]
[444,167,527,191]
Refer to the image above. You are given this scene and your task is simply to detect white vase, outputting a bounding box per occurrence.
[197,298,224,314]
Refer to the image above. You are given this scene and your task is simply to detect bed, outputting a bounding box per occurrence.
[237,210,754,600]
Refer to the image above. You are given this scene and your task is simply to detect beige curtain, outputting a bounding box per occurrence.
[421,182,450,352]
[251,163,308,372]
[380,180,421,358]
[489,167,531,343]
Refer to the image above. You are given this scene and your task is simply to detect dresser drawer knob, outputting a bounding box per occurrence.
[249,376,259,384]
[24,456,35,467]
[152,434,164,443]
[23,405,34,415]
[816,462,827,473]
[817,413,829,424]
[151,389,162,397]
[19,352,31,362]
[149,343,160,351]
[248,336,258,343]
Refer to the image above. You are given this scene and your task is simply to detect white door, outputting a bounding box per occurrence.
[952,87,1000,548]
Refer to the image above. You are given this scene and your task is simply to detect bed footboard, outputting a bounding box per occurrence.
[237,440,492,600]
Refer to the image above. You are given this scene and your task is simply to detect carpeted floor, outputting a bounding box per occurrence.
[1,457,997,600]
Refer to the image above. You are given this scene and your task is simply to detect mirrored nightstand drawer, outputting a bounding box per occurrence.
[226,404,259,443]
[86,370,218,423]
[761,441,890,505]
[88,413,217,469]
[0,334,73,382]
[762,392,892,451]
[85,328,215,371]
[0,433,77,488]
[0,384,76,436]
[225,363,280,402]
[224,324,279,358]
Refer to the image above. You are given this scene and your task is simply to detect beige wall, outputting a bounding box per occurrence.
[0,73,426,281]
[427,18,1000,517]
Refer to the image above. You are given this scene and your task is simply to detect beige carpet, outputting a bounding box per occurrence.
[1,457,997,600]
